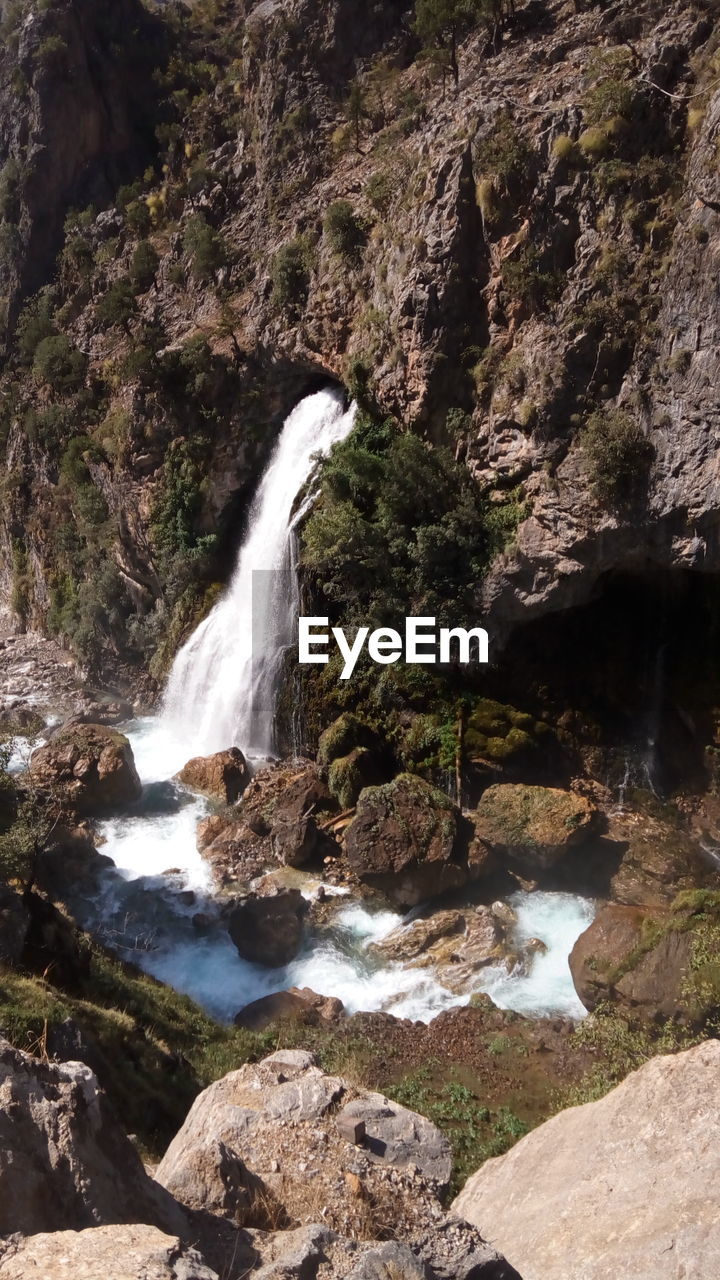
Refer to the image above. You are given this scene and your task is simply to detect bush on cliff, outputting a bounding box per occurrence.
[301,412,491,627]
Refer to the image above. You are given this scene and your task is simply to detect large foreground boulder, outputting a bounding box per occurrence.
[29,724,142,816]
[155,1049,516,1278]
[176,748,249,804]
[453,1040,720,1280]
[345,774,464,908]
[0,1225,217,1280]
[472,783,596,870]
[0,1039,186,1237]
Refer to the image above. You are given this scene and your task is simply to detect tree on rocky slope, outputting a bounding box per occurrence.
[415,0,485,89]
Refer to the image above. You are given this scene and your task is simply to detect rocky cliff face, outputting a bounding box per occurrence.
[0,0,720,692]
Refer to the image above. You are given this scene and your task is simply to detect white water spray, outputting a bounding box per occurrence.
[163,388,356,757]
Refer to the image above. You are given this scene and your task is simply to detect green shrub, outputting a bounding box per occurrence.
[551,134,577,163]
[579,408,654,504]
[130,241,160,293]
[302,412,492,627]
[16,290,56,362]
[125,200,152,235]
[32,334,86,391]
[473,112,534,192]
[501,246,562,311]
[0,157,21,221]
[366,170,395,212]
[578,126,610,158]
[183,213,227,281]
[35,34,68,73]
[96,278,137,331]
[270,237,312,313]
[323,200,365,260]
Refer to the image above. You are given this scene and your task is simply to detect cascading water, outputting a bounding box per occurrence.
[28,385,594,1026]
[163,387,357,758]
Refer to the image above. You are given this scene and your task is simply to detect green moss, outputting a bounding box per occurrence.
[465,699,550,764]
[328,747,376,809]
[317,713,378,768]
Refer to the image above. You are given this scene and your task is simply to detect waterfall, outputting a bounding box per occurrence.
[162,387,357,757]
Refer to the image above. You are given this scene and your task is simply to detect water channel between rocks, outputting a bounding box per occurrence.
[59,716,596,1026]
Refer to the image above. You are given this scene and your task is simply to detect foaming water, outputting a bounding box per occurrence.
[163,388,357,758]
[480,890,595,1019]
[89,731,594,1025]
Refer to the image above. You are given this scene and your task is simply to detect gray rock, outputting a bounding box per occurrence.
[227,888,308,966]
[0,1038,187,1237]
[154,1055,344,1223]
[0,1224,219,1280]
[338,1093,453,1191]
[453,1040,720,1280]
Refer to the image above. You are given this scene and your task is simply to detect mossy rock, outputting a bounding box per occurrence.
[328,746,382,809]
[317,713,380,769]
[28,723,142,816]
[570,893,720,1027]
[465,699,551,766]
[473,783,596,869]
[345,773,463,909]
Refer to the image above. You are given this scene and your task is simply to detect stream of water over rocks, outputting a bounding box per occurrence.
[53,717,594,1025]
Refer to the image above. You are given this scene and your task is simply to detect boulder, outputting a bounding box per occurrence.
[0,1225,219,1280]
[271,815,319,867]
[569,903,647,1012]
[199,762,338,888]
[472,783,596,870]
[369,906,509,995]
[345,774,464,908]
[155,1051,344,1226]
[328,746,383,809]
[452,1040,720,1280]
[0,882,29,964]
[609,812,717,907]
[176,748,249,804]
[336,1093,453,1190]
[227,889,308,966]
[155,1050,514,1277]
[570,894,720,1023]
[235,987,344,1031]
[0,1039,187,1237]
[37,827,114,902]
[29,724,142,817]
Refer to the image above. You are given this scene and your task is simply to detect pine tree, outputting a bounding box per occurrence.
[414,0,484,89]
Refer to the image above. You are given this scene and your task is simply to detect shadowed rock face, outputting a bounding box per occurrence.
[453,1040,720,1280]
[0,0,165,328]
[0,1038,187,1237]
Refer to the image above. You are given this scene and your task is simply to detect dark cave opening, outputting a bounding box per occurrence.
[493,567,720,796]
